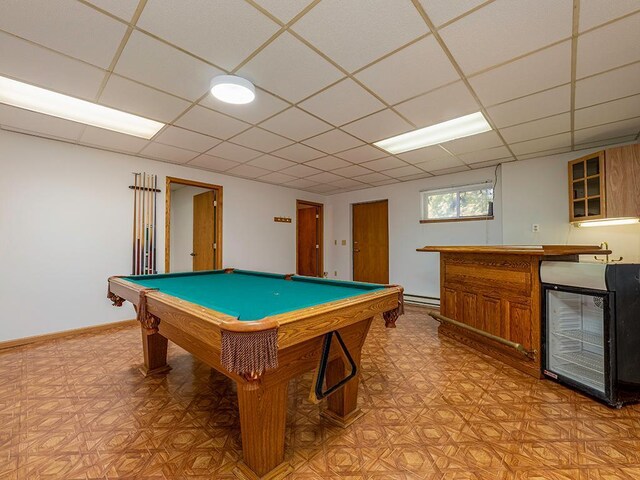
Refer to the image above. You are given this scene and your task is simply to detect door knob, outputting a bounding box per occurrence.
[190,252,197,257]
[353,249,360,253]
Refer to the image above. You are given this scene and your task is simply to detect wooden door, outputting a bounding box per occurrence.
[193,190,215,271]
[297,201,322,276]
[352,200,389,284]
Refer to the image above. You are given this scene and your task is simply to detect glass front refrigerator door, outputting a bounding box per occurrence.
[545,287,611,398]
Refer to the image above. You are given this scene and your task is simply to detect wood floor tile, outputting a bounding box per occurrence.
[2,305,640,479]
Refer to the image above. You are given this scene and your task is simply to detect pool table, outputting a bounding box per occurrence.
[107,268,403,479]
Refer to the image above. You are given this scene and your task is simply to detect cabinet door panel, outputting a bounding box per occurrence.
[460,292,477,328]
[508,302,532,349]
[606,145,640,218]
[480,296,501,336]
[443,288,457,319]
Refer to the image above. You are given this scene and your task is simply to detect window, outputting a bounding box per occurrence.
[421,183,494,222]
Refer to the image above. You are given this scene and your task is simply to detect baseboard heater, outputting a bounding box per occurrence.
[403,293,440,308]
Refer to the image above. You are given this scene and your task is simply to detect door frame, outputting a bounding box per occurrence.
[165,176,223,273]
[296,199,324,277]
[351,199,389,283]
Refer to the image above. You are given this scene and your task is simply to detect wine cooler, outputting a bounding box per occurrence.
[541,261,640,407]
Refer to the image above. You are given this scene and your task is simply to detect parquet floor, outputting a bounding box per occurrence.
[2,306,640,479]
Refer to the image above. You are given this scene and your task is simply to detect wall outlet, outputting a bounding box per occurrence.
[532,224,540,233]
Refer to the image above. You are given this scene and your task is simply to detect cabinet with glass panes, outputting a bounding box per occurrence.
[568,151,605,222]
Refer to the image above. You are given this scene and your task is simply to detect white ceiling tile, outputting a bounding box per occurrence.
[0,104,85,141]
[80,126,149,153]
[355,36,460,105]
[418,0,487,27]
[272,143,324,162]
[574,94,640,129]
[200,87,289,124]
[511,132,572,156]
[361,157,407,172]
[260,107,332,141]
[0,0,127,68]
[175,106,250,139]
[500,112,571,144]
[206,142,262,162]
[138,0,280,70]
[398,172,433,181]
[469,158,513,169]
[252,0,315,23]
[575,135,638,150]
[430,165,471,175]
[371,178,401,186]
[383,165,424,178]
[517,147,572,160]
[303,129,364,154]
[299,78,386,126]
[394,81,478,127]
[574,118,640,144]
[457,146,513,164]
[415,156,465,172]
[576,13,640,78]
[258,171,298,184]
[487,84,571,128]
[397,145,451,164]
[330,178,366,188]
[99,75,190,123]
[332,164,374,177]
[114,31,223,101]
[579,0,640,32]
[439,0,573,74]
[154,126,221,152]
[231,127,293,152]
[354,172,394,183]
[246,155,296,171]
[292,0,428,72]
[226,163,272,179]
[284,178,320,188]
[0,32,105,101]
[188,154,240,171]
[335,145,388,163]
[306,171,343,184]
[85,0,139,21]
[469,41,571,107]
[279,163,323,178]
[440,130,502,155]
[140,142,198,163]
[238,32,344,103]
[305,156,352,171]
[342,109,413,143]
[305,183,341,194]
[575,62,640,109]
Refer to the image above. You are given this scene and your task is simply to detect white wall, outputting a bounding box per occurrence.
[170,185,210,272]
[0,130,322,342]
[502,147,640,262]
[325,167,503,299]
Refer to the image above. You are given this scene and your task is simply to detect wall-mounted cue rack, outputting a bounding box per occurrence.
[130,172,160,275]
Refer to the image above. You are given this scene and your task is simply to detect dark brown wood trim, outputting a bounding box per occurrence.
[420,216,494,224]
[296,199,324,277]
[165,176,223,273]
[0,319,137,351]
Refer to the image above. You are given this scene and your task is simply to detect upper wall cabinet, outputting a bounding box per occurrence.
[568,144,640,223]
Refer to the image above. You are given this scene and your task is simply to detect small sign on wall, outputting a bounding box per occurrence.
[274,216,292,223]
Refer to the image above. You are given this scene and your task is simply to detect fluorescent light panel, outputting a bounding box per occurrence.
[576,218,640,227]
[0,76,164,139]
[374,112,492,154]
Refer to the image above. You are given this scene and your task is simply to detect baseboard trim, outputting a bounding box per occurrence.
[0,319,138,351]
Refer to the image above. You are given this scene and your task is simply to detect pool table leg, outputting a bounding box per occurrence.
[321,317,373,427]
[234,380,293,480]
[140,326,171,376]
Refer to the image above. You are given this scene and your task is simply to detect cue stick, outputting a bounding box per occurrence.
[136,172,141,275]
[152,174,157,273]
[139,172,144,274]
[143,172,148,274]
[132,173,137,274]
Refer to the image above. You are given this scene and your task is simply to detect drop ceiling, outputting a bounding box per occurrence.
[0,0,639,195]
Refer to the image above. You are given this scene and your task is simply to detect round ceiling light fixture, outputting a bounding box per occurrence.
[209,75,255,104]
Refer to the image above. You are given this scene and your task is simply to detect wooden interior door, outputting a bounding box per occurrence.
[193,190,215,271]
[352,200,389,284]
[297,201,322,277]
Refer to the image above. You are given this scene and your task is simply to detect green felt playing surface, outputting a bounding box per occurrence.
[125,270,384,321]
